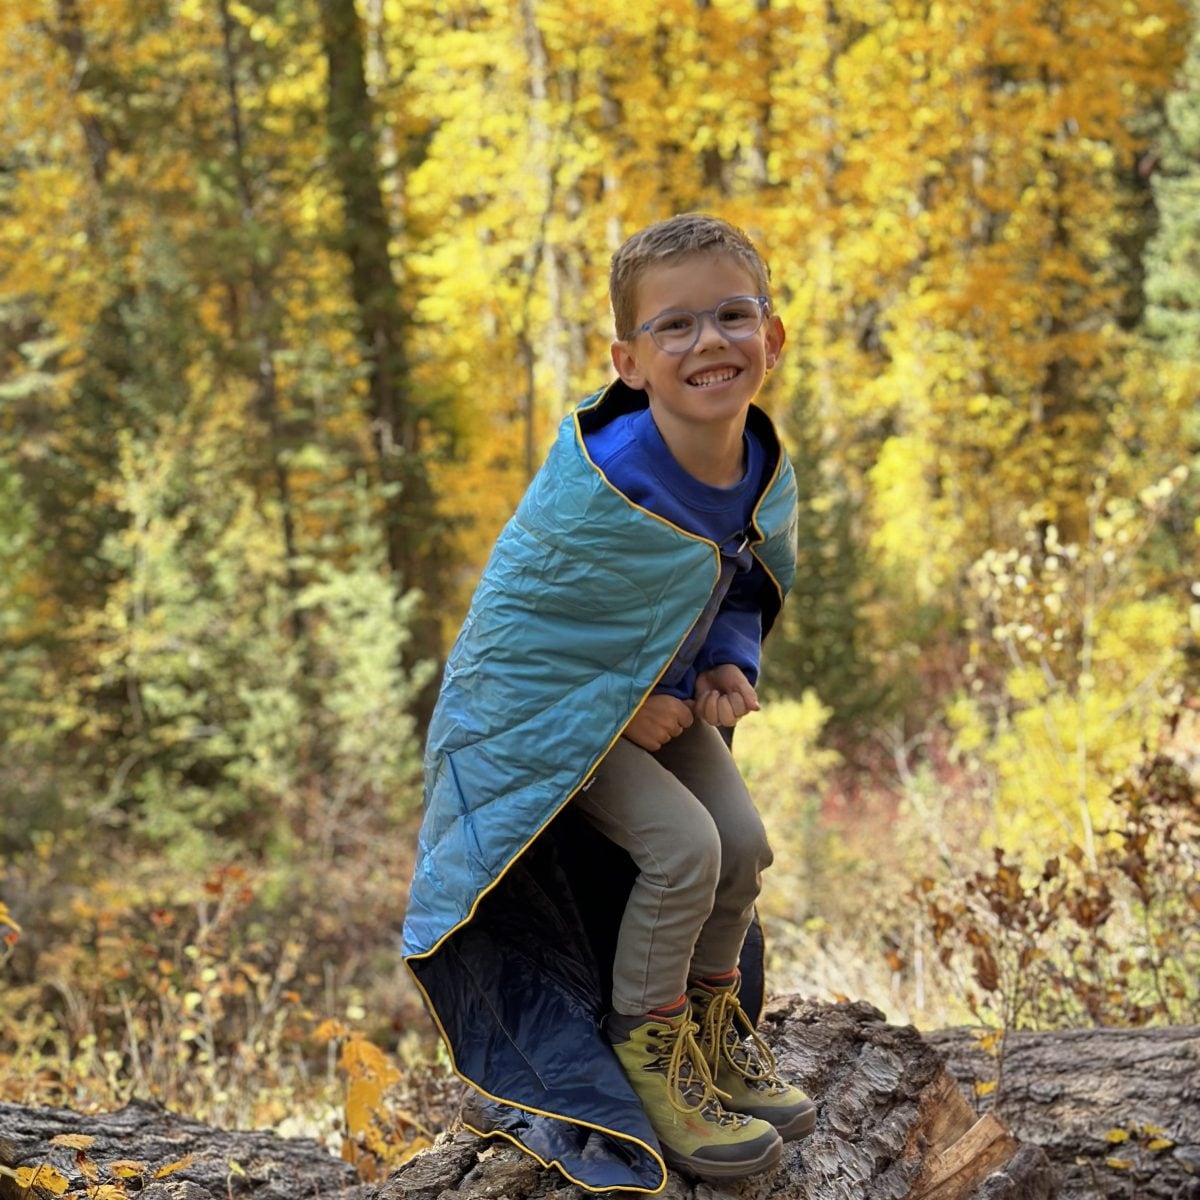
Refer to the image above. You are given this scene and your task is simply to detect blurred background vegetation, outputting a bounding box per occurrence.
[1,0,1198,1174]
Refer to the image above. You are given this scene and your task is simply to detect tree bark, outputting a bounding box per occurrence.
[930,1024,1200,1200]
[379,998,1055,1199]
[7,1007,1198,1200]
[0,1098,366,1200]
[316,0,443,719]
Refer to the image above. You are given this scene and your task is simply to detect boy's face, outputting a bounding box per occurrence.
[610,253,785,438]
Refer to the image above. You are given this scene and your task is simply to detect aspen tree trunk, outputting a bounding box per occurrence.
[517,0,555,482]
[54,0,110,188]
[812,0,843,430]
[552,70,587,414]
[515,0,581,480]
[364,0,406,238]
[746,0,773,191]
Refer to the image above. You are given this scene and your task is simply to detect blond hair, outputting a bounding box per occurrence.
[609,213,773,340]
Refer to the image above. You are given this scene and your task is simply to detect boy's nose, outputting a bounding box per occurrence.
[693,311,729,348]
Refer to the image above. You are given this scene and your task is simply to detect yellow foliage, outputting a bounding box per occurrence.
[153,1156,195,1179]
[12,1166,70,1195]
[0,902,21,935]
[0,0,1194,1101]
[734,692,842,795]
[48,1134,94,1151]
[106,1162,147,1180]
[0,0,1189,661]
[868,436,962,606]
[733,694,843,924]
[953,470,1193,858]
[91,1187,129,1200]
[1005,666,1051,706]
[313,1019,350,1044]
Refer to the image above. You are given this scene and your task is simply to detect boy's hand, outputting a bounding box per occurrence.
[694,664,759,728]
[623,694,694,752]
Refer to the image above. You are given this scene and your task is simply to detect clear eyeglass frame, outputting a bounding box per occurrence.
[627,295,771,355]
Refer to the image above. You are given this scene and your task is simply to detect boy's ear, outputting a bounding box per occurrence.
[610,339,647,389]
[764,315,786,370]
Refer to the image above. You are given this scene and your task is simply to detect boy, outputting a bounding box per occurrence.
[403,215,811,1194]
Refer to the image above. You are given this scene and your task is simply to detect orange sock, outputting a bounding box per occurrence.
[648,994,687,1017]
[693,968,738,988]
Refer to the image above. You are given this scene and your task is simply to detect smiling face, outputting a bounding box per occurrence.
[610,252,785,450]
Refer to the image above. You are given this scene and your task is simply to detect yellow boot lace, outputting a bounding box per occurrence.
[697,987,782,1087]
[655,1013,739,1121]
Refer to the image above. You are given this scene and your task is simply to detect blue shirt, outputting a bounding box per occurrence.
[584,407,768,699]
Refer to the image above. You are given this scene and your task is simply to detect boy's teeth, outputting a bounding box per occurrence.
[689,368,737,386]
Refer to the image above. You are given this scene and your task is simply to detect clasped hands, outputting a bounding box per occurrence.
[622,664,759,752]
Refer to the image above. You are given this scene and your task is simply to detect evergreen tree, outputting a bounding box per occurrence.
[761,383,879,733]
[1145,1,1200,359]
[1143,0,1200,687]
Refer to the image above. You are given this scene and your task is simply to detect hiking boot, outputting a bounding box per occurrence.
[607,998,782,1180]
[688,973,817,1140]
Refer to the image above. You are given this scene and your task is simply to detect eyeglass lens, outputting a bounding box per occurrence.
[648,297,764,353]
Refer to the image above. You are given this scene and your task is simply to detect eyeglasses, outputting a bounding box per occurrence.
[625,295,771,355]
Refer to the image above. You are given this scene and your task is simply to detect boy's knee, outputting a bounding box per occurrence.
[723,819,773,881]
[664,812,722,893]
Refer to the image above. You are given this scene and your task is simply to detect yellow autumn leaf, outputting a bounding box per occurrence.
[346,1076,385,1141]
[1104,1128,1130,1143]
[49,1135,95,1150]
[91,1186,128,1200]
[339,1035,401,1086]
[1146,1138,1174,1152]
[14,1165,71,1194]
[312,1018,349,1043]
[974,1080,998,1097]
[153,1156,195,1179]
[1105,1157,1133,1170]
[107,1162,147,1179]
[392,1135,432,1165]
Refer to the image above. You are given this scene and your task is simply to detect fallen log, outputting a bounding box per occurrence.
[0,1098,367,1200]
[9,999,1146,1200]
[929,1023,1200,1200]
[378,998,1054,1200]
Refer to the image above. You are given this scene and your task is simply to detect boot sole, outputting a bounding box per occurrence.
[662,1131,784,1181]
[773,1100,817,1141]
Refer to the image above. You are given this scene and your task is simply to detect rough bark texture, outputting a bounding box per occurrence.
[376,998,1052,1200]
[0,1098,366,1200]
[930,1024,1200,1200]
[5,1005,1193,1200]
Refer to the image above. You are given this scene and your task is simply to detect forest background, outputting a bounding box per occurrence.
[1,0,1199,1176]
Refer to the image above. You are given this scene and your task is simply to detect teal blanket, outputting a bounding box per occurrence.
[403,380,797,1192]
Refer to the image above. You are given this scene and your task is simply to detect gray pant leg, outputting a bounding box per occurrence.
[573,720,772,1015]
[652,721,773,980]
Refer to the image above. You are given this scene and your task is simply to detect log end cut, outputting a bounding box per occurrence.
[904,1071,1047,1200]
